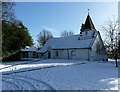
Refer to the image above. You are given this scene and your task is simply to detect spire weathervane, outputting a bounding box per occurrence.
[88,9,90,14]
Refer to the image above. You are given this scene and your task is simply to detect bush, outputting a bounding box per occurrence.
[2,51,20,62]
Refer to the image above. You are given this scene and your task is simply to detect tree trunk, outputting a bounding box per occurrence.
[115,58,118,67]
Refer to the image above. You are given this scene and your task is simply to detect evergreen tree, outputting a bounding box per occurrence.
[2,2,33,59]
[2,20,33,57]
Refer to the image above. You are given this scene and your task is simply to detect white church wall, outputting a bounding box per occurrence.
[51,50,55,59]
[51,50,60,59]
[43,51,48,59]
[41,31,107,61]
[91,34,107,61]
[50,49,90,60]
[58,50,64,59]
[94,54,108,61]
[61,50,69,59]
[51,50,65,59]
[91,35,101,61]
[75,49,89,60]
[79,31,95,40]
[68,49,74,59]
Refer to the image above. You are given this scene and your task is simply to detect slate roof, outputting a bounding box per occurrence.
[37,31,99,53]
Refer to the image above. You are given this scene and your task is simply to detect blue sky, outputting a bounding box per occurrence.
[14,2,118,44]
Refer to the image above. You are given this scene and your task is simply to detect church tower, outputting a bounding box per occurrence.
[80,13,96,33]
[78,13,97,40]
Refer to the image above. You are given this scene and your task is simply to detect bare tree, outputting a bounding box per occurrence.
[2,2,15,22]
[37,29,53,47]
[102,18,119,67]
[60,30,74,37]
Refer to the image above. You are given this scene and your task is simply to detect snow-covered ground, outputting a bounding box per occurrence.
[0,59,119,90]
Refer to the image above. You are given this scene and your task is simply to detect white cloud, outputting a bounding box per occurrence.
[42,26,56,32]
[42,26,60,37]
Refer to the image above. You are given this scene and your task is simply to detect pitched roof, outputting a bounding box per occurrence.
[80,14,96,32]
[37,31,98,53]
[21,46,38,52]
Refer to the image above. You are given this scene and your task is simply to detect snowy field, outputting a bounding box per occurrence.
[0,59,119,90]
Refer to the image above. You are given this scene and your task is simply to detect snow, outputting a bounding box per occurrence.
[21,46,38,52]
[37,31,98,53]
[0,59,119,90]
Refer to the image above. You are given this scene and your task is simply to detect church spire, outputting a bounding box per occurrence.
[80,13,96,33]
[88,9,90,14]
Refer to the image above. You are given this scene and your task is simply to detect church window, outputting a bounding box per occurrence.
[71,49,75,56]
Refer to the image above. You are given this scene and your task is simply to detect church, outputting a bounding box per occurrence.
[37,13,108,61]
